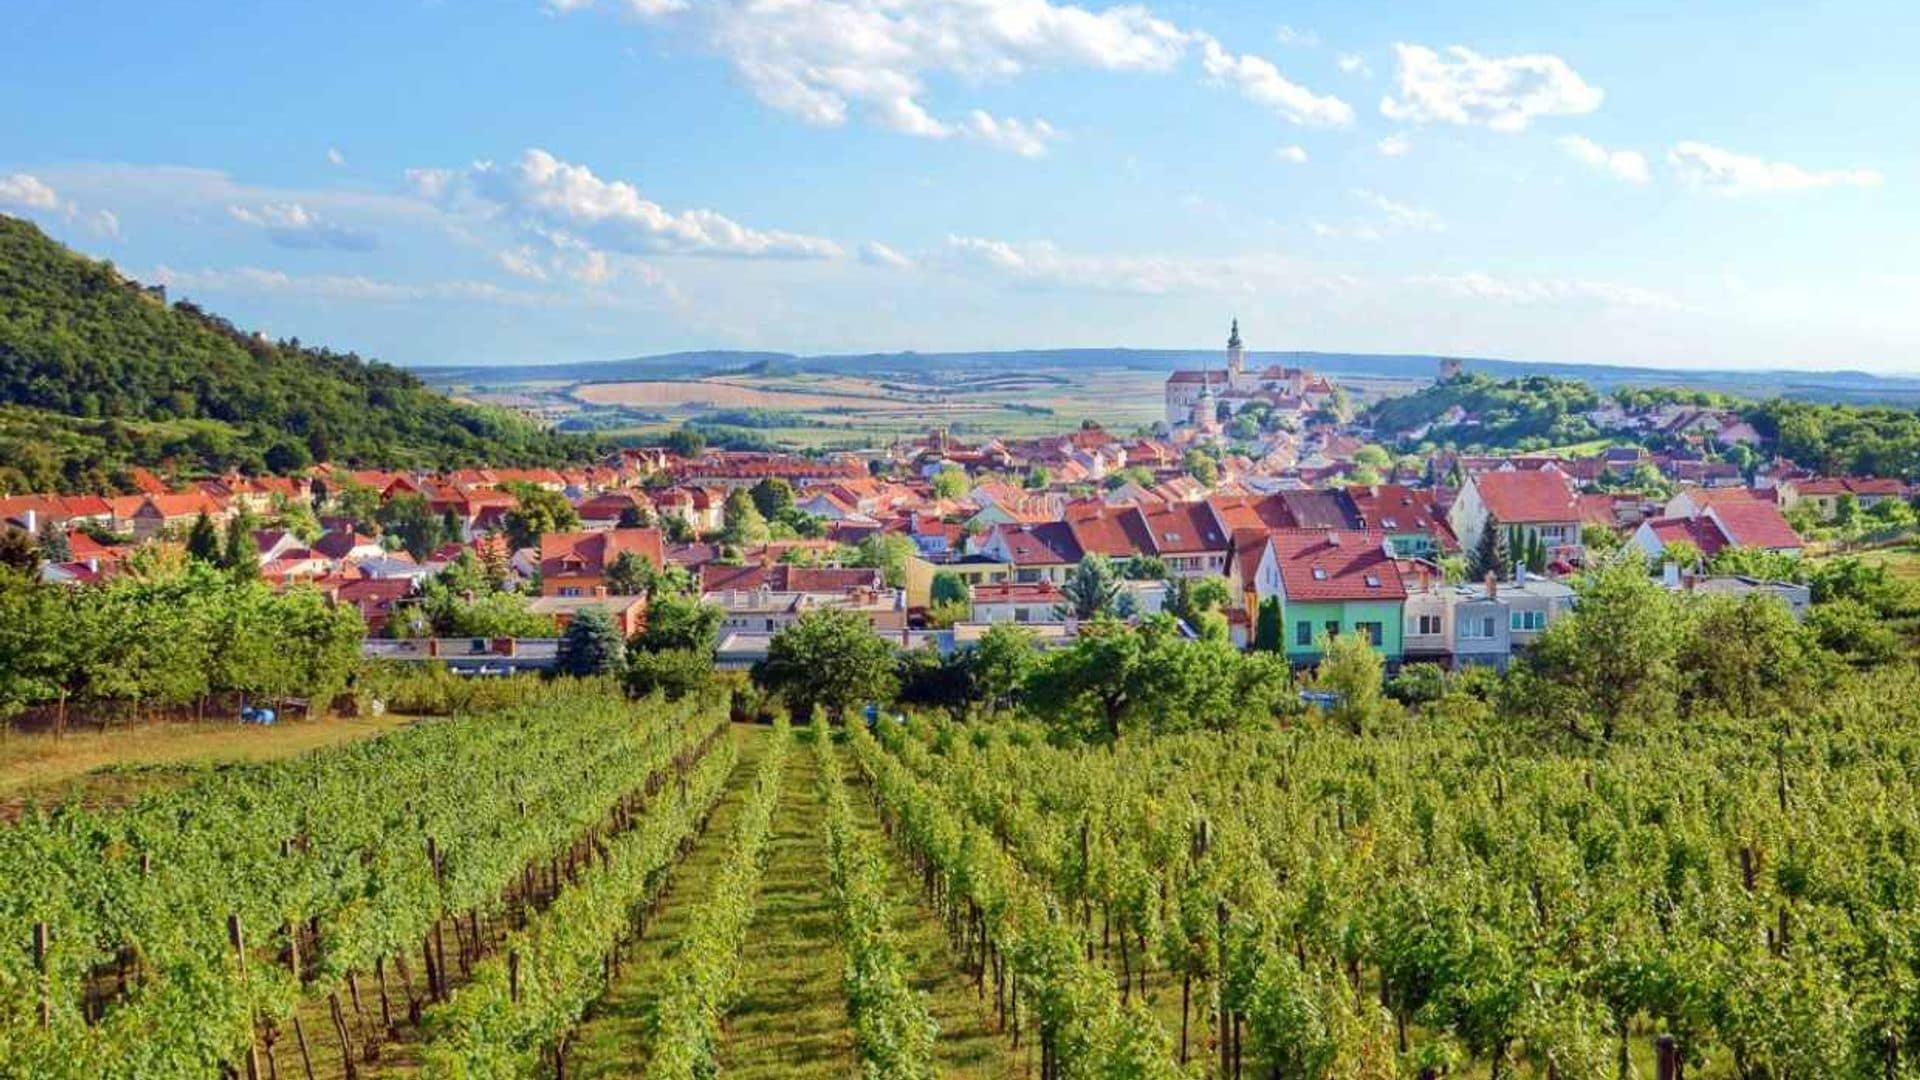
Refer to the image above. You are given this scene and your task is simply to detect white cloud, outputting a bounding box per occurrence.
[459,148,843,259]
[859,241,913,268]
[496,246,550,281]
[1310,220,1382,242]
[88,209,121,238]
[1274,145,1308,164]
[1353,188,1444,232]
[1409,271,1678,310]
[150,265,556,306]
[1273,24,1318,47]
[555,0,1347,147]
[0,173,61,211]
[939,234,1344,296]
[326,147,347,167]
[405,167,458,202]
[1558,135,1649,184]
[1376,133,1410,157]
[228,201,379,251]
[962,110,1058,157]
[1667,141,1883,196]
[1199,38,1353,127]
[1336,52,1371,78]
[1381,44,1602,132]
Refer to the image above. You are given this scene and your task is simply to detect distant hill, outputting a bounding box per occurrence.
[420,346,1920,406]
[0,215,597,493]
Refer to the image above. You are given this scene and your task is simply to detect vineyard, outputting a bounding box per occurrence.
[6,673,1920,1078]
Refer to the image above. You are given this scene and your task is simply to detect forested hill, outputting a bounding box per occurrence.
[0,214,597,494]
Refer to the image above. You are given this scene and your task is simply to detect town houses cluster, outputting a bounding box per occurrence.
[4,370,1901,676]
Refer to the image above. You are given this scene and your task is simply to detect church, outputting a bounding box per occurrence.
[1164,320,1340,428]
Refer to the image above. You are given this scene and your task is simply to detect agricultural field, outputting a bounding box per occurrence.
[8,666,1920,1079]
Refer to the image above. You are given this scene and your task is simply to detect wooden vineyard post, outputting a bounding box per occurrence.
[290,1015,316,1080]
[328,993,358,1080]
[509,949,521,1003]
[32,921,50,1030]
[1656,1034,1680,1080]
[228,914,262,1080]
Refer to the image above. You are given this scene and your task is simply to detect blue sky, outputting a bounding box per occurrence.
[3,0,1915,372]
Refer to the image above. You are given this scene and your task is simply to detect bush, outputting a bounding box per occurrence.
[625,647,714,701]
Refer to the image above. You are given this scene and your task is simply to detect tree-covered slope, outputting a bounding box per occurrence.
[1366,372,1603,449]
[0,214,598,492]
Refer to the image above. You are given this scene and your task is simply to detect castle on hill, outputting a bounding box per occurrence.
[1164,320,1339,428]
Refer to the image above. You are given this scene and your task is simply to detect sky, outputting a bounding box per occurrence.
[3,0,1916,374]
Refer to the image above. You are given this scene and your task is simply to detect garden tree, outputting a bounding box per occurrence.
[1439,555,1471,585]
[376,492,443,560]
[1023,616,1142,740]
[1253,596,1283,651]
[1314,629,1390,734]
[1658,538,1703,572]
[555,606,626,677]
[1527,555,1684,741]
[779,508,827,538]
[1806,598,1905,666]
[853,532,916,588]
[1166,575,1231,627]
[1579,522,1622,556]
[1353,444,1393,471]
[278,499,322,543]
[748,476,795,519]
[35,519,70,564]
[972,623,1037,712]
[632,591,723,653]
[617,503,652,529]
[0,529,37,576]
[1385,661,1450,706]
[1706,546,1804,582]
[1678,594,1825,721]
[721,487,769,545]
[1183,448,1218,487]
[895,646,974,714]
[440,506,465,544]
[333,480,383,535]
[660,512,695,544]
[755,607,898,719]
[504,484,581,549]
[930,571,969,606]
[1835,493,1861,530]
[661,426,706,458]
[1026,615,1294,740]
[1104,465,1156,492]
[220,515,260,580]
[931,466,970,500]
[1025,466,1052,490]
[185,510,222,564]
[1122,554,1168,581]
[624,646,712,700]
[1058,553,1122,619]
[1468,523,1512,581]
[603,550,655,596]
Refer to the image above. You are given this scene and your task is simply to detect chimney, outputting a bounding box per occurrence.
[1485,571,1498,600]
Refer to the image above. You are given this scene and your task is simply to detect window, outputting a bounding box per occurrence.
[1460,615,1496,640]
[1511,610,1546,632]
[560,586,582,598]
[1356,621,1383,647]
[1415,614,1442,636]
[1015,608,1031,624]
[1295,621,1313,647]
[1311,566,1327,580]
[1324,620,1341,640]
[1364,574,1381,588]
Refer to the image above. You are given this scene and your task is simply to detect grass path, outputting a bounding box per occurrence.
[835,738,1025,1080]
[714,738,857,1079]
[568,723,769,1079]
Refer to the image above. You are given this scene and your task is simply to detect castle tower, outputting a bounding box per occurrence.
[1226,317,1245,380]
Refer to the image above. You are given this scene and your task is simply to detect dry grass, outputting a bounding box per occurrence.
[0,714,417,810]
[574,380,909,412]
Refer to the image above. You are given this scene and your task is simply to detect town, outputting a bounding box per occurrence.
[3,320,1900,683]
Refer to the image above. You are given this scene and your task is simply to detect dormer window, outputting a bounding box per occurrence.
[1365,574,1381,588]
[1311,566,1327,580]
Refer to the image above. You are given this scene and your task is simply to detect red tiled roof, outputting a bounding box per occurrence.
[1063,503,1154,559]
[988,522,1084,566]
[1269,529,1406,602]
[972,582,1062,604]
[1343,484,1452,543]
[1138,502,1228,554]
[700,564,884,593]
[540,527,666,579]
[1707,502,1802,551]
[1472,470,1580,524]
[1643,516,1728,558]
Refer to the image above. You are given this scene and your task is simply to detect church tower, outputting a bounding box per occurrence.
[1226,318,1245,381]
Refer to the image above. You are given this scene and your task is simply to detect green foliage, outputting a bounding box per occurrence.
[604,549,655,596]
[1058,553,1122,619]
[504,484,581,549]
[0,215,597,483]
[375,491,444,560]
[1468,522,1512,582]
[632,591,724,654]
[1524,555,1685,740]
[1252,596,1282,652]
[852,532,916,588]
[185,510,220,564]
[624,646,714,701]
[556,606,626,677]
[1752,397,1920,477]
[748,476,795,519]
[930,466,969,500]
[756,608,899,718]
[929,570,969,606]
[1312,629,1392,734]
[1182,448,1218,487]
[1024,616,1294,740]
[1368,373,1602,449]
[721,487,768,545]
[973,623,1038,713]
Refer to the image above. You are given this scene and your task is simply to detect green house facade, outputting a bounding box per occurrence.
[1281,598,1406,663]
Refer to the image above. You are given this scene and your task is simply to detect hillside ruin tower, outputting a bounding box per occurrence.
[1226,317,1245,378]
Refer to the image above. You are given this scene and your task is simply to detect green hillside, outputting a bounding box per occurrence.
[0,214,598,493]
